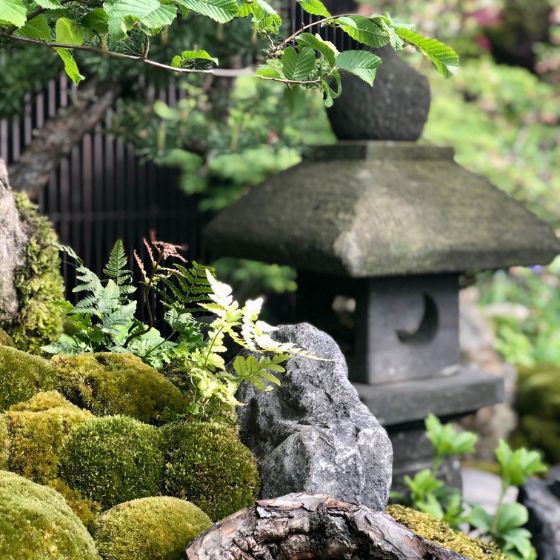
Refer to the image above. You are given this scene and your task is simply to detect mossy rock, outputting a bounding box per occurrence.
[92,497,213,560]
[0,328,15,347]
[52,353,187,425]
[0,345,58,411]
[49,479,102,530]
[162,421,259,521]
[512,365,560,464]
[59,415,164,510]
[388,505,506,560]
[0,470,100,560]
[1,391,93,484]
[6,193,64,353]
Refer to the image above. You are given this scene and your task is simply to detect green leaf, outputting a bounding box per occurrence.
[335,50,381,86]
[495,503,529,534]
[81,8,110,35]
[104,0,177,39]
[467,505,493,532]
[54,18,85,85]
[395,27,460,78]
[180,49,218,65]
[495,440,547,488]
[297,0,330,18]
[34,0,62,7]
[16,15,51,41]
[502,528,536,560]
[282,46,316,81]
[425,413,478,458]
[333,16,390,49]
[175,0,238,24]
[297,32,338,66]
[256,60,284,79]
[0,0,27,28]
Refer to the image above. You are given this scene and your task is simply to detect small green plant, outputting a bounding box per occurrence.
[44,237,311,415]
[396,414,547,560]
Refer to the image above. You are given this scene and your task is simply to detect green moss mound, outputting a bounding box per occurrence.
[388,505,506,560]
[512,365,560,464]
[0,328,15,347]
[59,415,164,510]
[7,192,64,353]
[92,497,212,560]
[162,421,259,521]
[1,391,93,484]
[52,352,186,425]
[0,470,100,560]
[0,345,58,411]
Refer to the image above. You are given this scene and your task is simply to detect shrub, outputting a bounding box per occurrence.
[92,497,212,560]
[0,328,15,347]
[0,470,100,560]
[162,421,259,521]
[52,352,186,425]
[388,505,505,560]
[7,192,64,353]
[0,345,58,411]
[59,415,164,509]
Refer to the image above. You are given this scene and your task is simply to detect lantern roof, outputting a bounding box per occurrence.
[205,141,560,277]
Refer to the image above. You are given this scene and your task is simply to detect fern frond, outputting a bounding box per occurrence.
[232,354,288,391]
[103,240,134,299]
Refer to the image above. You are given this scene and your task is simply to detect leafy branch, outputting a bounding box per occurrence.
[0,0,459,104]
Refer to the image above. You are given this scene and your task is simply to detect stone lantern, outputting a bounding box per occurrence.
[204,50,560,482]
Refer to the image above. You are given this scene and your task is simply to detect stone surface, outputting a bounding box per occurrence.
[236,323,393,511]
[0,160,27,323]
[205,142,560,277]
[518,469,560,560]
[327,47,431,141]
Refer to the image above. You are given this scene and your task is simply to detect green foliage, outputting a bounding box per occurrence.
[59,415,164,510]
[0,345,58,412]
[51,352,187,425]
[92,497,212,560]
[6,192,64,353]
[0,0,456,103]
[1,391,93,485]
[0,470,100,560]
[162,420,259,520]
[0,328,15,347]
[388,504,506,560]
[397,416,545,560]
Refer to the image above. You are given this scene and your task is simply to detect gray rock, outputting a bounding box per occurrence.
[327,46,431,141]
[0,159,27,323]
[518,470,560,560]
[236,323,393,511]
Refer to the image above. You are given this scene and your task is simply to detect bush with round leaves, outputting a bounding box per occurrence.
[0,470,100,560]
[59,415,164,510]
[162,421,259,521]
[0,345,58,411]
[52,352,187,425]
[92,496,212,560]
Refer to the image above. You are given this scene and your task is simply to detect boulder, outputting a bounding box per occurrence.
[518,468,560,560]
[237,323,393,511]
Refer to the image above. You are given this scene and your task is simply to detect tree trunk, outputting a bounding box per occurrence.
[186,493,467,560]
[0,160,27,323]
[7,80,119,200]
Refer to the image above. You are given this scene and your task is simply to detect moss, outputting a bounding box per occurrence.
[8,192,64,353]
[59,415,164,510]
[0,415,8,469]
[162,421,259,521]
[388,505,506,560]
[49,479,102,530]
[0,470,100,560]
[512,365,560,464]
[1,391,93,484]
[0,328,15,347]
[52,353,187,425]
[92,497,212,560]
[0,345,58,411]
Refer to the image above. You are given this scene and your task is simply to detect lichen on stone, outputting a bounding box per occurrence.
[162,420,260,521]
[52,352,187,425]
[388,504,506,560]
[92,496,212,560]
[7,192,64,353]
[0,470,100,560]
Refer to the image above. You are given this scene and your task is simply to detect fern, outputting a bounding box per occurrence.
[158,261,213,312]
[232,354,288,391]
[103,240,135,302]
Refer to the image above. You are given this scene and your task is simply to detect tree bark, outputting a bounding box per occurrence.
[0,160,27,323]
[186,493,467,560]
[7,79,119,200]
